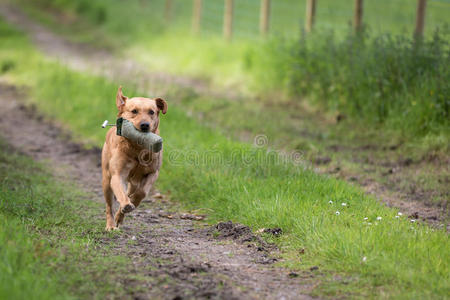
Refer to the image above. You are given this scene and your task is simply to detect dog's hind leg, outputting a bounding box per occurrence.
[114,209,125,227]
[131,171,160,208]
[128,182,144,208]
[130,190,146,208]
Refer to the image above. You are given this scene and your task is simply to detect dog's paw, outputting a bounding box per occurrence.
[121,203,135,214]
[105,225,119,231]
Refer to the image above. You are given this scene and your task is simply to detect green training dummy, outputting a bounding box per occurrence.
[115,117,163,153]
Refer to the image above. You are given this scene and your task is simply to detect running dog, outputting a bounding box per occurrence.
[101,87,167,230]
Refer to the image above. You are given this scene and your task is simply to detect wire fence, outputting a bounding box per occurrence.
[146,0,450,40]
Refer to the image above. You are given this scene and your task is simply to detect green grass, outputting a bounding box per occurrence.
[0,138,135,299]
[1,16,449,299]
[163,85,450,209]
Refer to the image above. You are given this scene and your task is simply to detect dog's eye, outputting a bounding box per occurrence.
[131,109,138,114]
[149,110,154,115]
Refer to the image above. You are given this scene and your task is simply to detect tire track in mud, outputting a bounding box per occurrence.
[0,83,314,298]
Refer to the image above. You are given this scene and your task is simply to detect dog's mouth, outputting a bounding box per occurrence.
[133,124,155,134]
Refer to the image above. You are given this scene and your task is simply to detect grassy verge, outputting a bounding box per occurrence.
[166,89,450,209]
[1,16,449,299]
[0,138,135,299]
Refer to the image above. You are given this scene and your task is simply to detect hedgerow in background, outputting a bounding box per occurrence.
[250,27,450,136]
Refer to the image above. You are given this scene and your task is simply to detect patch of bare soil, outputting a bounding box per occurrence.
[0,82,315,299]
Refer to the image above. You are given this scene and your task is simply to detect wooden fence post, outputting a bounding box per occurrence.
[259,0,270,36]
[353,0,363,33]
[192,0,202,34]
[305,0,316,33]
[165,0,173,23]
[414,0,427,38]
[224,0,234,41]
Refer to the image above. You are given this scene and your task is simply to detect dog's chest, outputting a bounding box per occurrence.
[126,152,160,183]
[133,163,157,176]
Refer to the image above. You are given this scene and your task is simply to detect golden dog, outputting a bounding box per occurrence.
[101,87,167,231]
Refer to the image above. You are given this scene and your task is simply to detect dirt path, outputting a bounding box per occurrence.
[0,82,315,299]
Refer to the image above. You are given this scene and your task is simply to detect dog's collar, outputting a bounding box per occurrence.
[116,117,125,136]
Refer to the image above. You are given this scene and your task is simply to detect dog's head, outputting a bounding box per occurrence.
[116,86,167,133]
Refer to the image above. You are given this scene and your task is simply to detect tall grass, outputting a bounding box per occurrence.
[250,28,450,136]
[1,17,449,298]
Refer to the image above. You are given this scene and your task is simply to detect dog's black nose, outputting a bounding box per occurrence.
[140,122,150,132]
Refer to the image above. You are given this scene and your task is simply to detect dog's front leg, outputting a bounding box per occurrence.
[109,161,136,226]
[111,172,135,226]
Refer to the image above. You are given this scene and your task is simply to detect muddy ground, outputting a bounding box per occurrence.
[0,82,317,299]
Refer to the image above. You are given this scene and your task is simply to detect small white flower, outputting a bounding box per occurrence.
[395,215,400,219]
[398,212,403,216]
[328,200,333,204]
[364,217,368,220]
[131,236,136,241]
[367,222,372,225]
[335,211,340,215]
[341,202,347,207]
[376,216,382,221]
[362,256,367,262]
[411,219,416,223]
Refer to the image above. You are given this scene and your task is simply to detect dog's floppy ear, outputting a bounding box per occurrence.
[155,98,167,114]
[116,86,128,111]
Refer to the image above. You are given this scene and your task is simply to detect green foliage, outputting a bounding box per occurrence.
[251,28,450,136]
[1,17,449,298]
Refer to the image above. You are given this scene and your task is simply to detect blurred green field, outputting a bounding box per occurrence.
[26,0,450,38]
[1,16,449,299]
[193,0,450,38]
